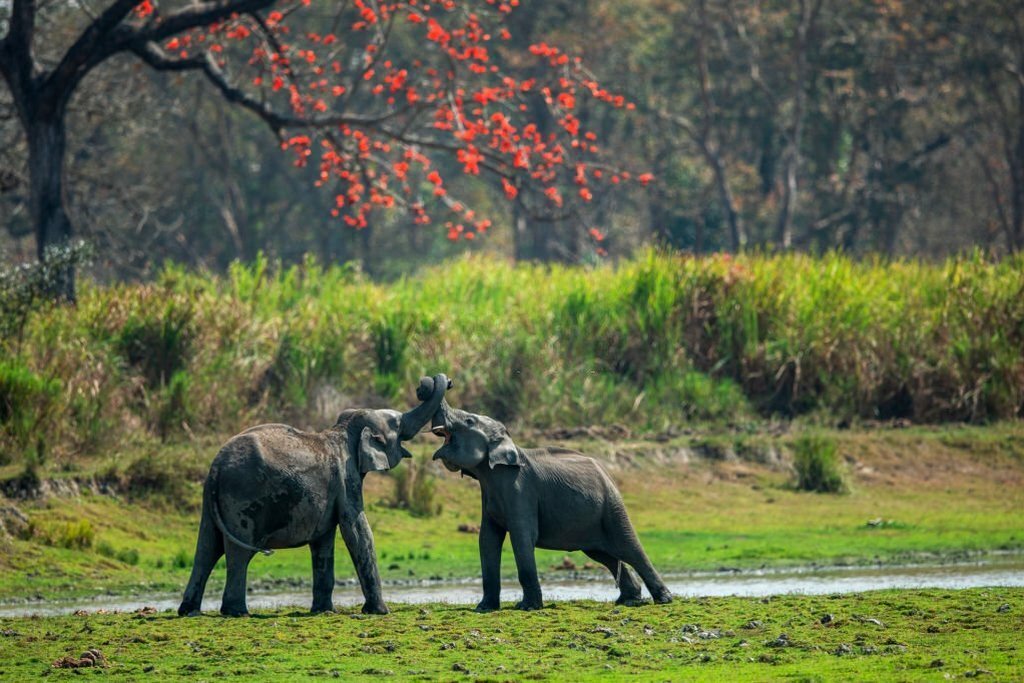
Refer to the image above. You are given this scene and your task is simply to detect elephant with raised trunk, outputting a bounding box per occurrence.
[428,394,672,612]
[177,374,450,617]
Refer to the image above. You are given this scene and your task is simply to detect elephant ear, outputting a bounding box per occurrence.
[358,427,391,473]
[487,427,522,468]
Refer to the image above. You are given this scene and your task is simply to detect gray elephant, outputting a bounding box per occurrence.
[177,374,450,617]
[429,397,672,611]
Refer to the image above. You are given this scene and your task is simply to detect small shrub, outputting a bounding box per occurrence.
[0,241,93,343]
[116,547,140,565]
[115,296,195,390]
[155,371,193,440]
[372,312,413,398]
[410,466,441,518]
[121,454,198,505]
[172,548,192,569]
[96,541,116,558]
[389,457,441,517]
[792,434,847,493]
[56,520,95,549]
[0,359,61,465]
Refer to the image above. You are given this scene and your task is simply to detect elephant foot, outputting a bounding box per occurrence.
[615,595,648,607]
[361,602,389,615]
[220,605,250,617]
[177,602,198,617]
[310,605,336,615]
[653,591,674,604]
[514,599,543,611]
[474,600,500,613]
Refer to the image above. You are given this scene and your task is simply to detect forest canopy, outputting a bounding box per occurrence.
[1,0,1022,282]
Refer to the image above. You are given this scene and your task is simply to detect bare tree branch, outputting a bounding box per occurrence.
[45,0,139,98]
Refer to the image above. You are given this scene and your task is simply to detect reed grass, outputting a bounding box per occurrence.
[2,250,1022,465]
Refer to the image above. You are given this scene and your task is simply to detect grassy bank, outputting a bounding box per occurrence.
[1,424,1021,603]
[2,251,1024,467]
[1,589,1020,680]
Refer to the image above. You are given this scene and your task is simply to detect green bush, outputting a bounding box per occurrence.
[121,454,199,504]
[155,371,193,440]
[0,241,93,343]
[792,434,847,494]
[172,548,192,569]
[115,295,195,390]
[0,358,61,465]
[389,457,442,518]
[116,547,140,565]
[5,251,1024,464]
[39,520,96,550]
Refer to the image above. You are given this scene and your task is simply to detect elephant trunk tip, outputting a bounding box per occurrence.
[416,375,453,402]
[399,373,451,440]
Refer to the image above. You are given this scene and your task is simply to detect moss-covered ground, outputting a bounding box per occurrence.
[1,589,1021,680]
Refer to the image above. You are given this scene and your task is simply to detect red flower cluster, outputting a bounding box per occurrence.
[149,0,650,247]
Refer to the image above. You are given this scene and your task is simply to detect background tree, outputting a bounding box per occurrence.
[2,0,1022,280]
[0,0,633,299]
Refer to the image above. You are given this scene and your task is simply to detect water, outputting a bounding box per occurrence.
[2,561,1022,617]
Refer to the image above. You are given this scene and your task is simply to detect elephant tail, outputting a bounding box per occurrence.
[206,468,274,557]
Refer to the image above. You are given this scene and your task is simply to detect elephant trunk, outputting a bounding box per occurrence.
[399,373,450,440]
[430,397,455,439]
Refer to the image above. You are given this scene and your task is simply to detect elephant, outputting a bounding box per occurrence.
[177,373,450,617]
[428,396,673,612]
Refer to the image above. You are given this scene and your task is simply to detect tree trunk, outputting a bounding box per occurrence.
[27,115,76,301]
[707,146,745,251]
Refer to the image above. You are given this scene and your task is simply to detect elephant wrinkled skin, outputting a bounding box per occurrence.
[429,398,673,612]
[177,374,449,617]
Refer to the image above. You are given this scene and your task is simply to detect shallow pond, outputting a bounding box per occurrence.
[3,560,1022,617]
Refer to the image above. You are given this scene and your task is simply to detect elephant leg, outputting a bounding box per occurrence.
[476,515,506,612]
[178,507,225,616]
[309,531,337,614]
[508,527,542,610]
[610,527,672,604]
[583,549,644,605]
[339,509,388,615]
[220,542,255,616]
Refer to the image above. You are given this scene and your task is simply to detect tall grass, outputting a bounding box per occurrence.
[2,250,1022,465]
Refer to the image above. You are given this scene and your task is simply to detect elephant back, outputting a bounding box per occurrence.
[211,427,338,550]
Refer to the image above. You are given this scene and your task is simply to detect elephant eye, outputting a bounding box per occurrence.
[466,417,476,426]
[373,433,386,444]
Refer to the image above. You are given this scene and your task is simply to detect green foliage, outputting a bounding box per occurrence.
[96,541,140,565]
[792,434,847,494]
[114,293,195,390]
[0,358,61,465]
[6,252,1024,461]
[172,548,192,569]
[32,519,96,550]
[120,454,197,505]
[0,241,93,344]
[389,456,442,518]
[155,371,193,440]
[372,311,414,399]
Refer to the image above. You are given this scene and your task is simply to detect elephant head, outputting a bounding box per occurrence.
[336,373,450,474]
[430,403,521,473]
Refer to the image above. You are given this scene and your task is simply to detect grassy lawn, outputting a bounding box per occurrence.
[1,424,1021,604]
[1,589,1020,680]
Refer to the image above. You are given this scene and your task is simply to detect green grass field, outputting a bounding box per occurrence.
[2,589,1020,680]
